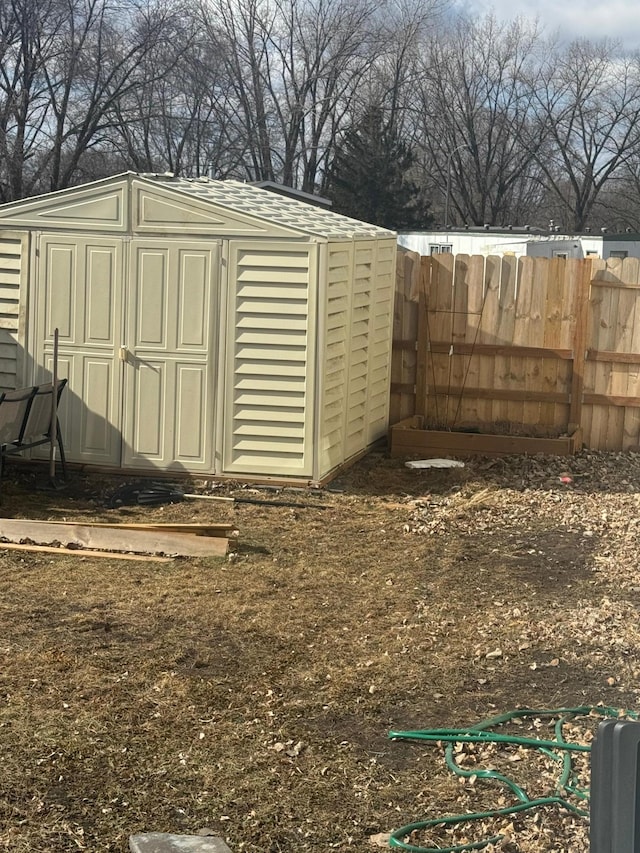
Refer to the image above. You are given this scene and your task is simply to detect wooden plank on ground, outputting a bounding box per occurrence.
[0,519,229,557]
[41,521,237,538]
[0,542,172,562]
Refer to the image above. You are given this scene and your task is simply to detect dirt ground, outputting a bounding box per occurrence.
[1,448,639,852]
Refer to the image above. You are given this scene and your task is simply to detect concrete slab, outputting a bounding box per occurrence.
[129,833,232,853]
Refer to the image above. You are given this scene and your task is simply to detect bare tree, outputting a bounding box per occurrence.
[272,0,383,193]
[0,0,58,200]
[43,0,184,191]
[9,0,640,236]
[589,161,640,231]
[0,0,182,200]
[108,5,246,179]
[415,15,549,227]
[531,38,640,231]
[201,0,414,192]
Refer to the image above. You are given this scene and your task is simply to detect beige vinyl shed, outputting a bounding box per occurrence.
[0,172,397,483]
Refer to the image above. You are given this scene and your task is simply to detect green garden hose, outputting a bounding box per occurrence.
[387,705,638,853]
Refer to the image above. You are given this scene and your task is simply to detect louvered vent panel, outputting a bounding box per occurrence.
[224,244,315,476]
[0,234,26,389]
[344,243,374,456]
[320,245,352,470]
[367,241,396,440]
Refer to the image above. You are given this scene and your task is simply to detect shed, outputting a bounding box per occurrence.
[0,173,396,483]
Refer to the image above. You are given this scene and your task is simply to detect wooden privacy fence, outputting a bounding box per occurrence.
[390,250,640,454]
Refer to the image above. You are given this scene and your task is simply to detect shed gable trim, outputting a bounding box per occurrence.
[0,182,126,231]
[39,192,123,225]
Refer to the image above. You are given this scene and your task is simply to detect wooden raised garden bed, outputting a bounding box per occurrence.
[389,416,583,459]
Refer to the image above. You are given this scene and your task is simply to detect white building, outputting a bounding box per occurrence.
[398,227,640,260]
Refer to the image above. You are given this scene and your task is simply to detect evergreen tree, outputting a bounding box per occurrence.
[326,106,432,230]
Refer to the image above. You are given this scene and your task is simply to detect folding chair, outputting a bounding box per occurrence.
[16,379,68,479]
[0,386,38,482]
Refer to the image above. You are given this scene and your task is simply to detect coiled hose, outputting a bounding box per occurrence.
[387,705,637,853]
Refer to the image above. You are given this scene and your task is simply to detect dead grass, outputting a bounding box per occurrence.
[0,450,639,852]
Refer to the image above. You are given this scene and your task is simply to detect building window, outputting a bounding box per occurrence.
[609,250,628,259]
[586,250,599,257]
[430,244,453,255]
[553,251,568,259]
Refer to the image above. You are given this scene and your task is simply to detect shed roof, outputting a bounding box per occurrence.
[145,175,394,239]
[0,172,396,240]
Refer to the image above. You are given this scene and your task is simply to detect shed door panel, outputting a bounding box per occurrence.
[35,235,123,465]
[223,241,317,477]
[122,240,217,471]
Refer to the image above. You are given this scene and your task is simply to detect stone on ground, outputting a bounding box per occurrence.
[129,833,232,853]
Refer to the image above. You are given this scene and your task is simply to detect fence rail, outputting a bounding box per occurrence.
[391,250,640,452]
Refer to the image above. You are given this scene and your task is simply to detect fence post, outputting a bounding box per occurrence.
[569,258,591,437]
[415,256,431,419]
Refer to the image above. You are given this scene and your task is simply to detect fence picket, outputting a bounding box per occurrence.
[477,256,501,425]
[494,256,517,425]
[464,254,487,426]
[540,258,564,431]
[622,258,640,449]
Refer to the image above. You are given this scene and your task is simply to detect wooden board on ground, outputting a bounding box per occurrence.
[42,520,238,538]
[0,542,172,562]
[0,519,229,557]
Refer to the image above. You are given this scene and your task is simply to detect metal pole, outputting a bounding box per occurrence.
[49,328,59,481]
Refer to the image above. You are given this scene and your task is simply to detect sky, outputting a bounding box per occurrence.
[465,0,640,50]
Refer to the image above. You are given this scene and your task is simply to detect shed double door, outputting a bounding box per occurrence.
[35,235,218,471]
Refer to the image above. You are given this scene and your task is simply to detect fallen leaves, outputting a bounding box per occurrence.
[368,832,391,847]
[3,448,640,853]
